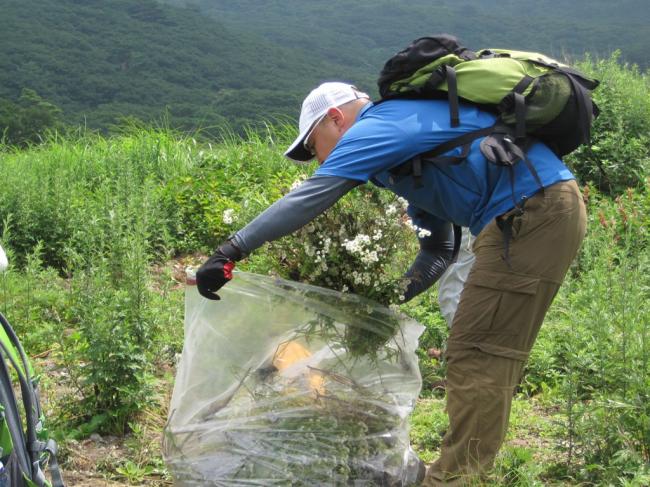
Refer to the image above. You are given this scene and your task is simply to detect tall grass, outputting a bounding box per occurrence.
[0,124,306,434]
[0,129,190,433]
[567,53,650,195]
[0,129,190,267]
[529,184,650,484]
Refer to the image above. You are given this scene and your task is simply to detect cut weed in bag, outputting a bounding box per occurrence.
[163,271,425,486]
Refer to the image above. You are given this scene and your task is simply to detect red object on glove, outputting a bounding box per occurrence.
[223,261,235,280]
[196,241,243,300]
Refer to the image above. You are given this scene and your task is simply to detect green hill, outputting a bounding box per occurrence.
[0,0,351,132]
[168,0,650,73]
[1,0,648,134]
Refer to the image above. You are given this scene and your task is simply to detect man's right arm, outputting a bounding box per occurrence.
[232,175,361,255]
[196,175,360,299]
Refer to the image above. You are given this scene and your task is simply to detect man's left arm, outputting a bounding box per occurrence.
[402,205,455,302]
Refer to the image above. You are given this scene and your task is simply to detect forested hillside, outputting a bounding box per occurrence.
[168,0,650,72]
[1,0,648,135]
[0,0,348,132]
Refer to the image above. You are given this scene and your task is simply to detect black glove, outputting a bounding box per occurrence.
[196,240,243,300]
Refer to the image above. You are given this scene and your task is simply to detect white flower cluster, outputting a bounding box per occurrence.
[304,237,333,275]
[397,197,409,209]
[313,237,331,266]
[223,208,235,225]
[351,270,373,286]
[405,218,432,239]
[386,197,409,217]
[342,233,370,253]
[274,189,415,305]
[342,234,382,265]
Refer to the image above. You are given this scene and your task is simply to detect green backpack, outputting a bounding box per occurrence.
[0,311,64,487]
[378,34,599,185]
[378,34,599,264]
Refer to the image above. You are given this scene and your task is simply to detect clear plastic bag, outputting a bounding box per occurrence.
[163,271,424,486]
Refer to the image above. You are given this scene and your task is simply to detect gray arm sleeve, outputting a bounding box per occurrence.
[232,175,361,255]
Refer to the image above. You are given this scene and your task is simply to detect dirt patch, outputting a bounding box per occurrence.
[59,435,130,486]
[35,353,175,486]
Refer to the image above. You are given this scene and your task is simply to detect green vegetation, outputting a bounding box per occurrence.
[2,0,648,138]
[0,0,336,133]
[568,54,650,195]
[0,55,648,484]
[0,88,63,146]
[169,0,650,72]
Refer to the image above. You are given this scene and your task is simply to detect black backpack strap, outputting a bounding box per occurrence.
[444,67,535,136]
[418,65,462,127]
[420,125,495,162]
[496,75,535,143]
[513,76,534,142]
[496,202,525,268]
[0,357,31,476]
[45,439,65,487]
[441,66,460,127]
[388,125,495,186]
[565,74,595,146]
[28,438,65,487]
[530,60,599,90]
[482,134,541,268]
[0,314,38,447]
[0,313,64,486]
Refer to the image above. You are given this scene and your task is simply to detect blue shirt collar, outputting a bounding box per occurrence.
[356,101,374,122]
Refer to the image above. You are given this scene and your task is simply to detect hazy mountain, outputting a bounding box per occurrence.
[166,0,648,74]
[1,0,647,133]
[0,0,349,132]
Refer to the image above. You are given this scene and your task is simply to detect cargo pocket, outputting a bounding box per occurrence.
[453,270,540,338]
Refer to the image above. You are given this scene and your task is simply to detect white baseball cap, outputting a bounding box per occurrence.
[284,82,369,162]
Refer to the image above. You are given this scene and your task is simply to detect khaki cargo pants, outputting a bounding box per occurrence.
[424,180,587,486]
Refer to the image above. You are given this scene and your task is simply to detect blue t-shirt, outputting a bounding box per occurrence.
[314,99,574,235]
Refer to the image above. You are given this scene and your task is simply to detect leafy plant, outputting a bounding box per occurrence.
[541,181,650,483]
[115,460,156,484]
[567,53,650,195]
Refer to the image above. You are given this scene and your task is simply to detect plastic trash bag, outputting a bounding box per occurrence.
[163,271,424,486]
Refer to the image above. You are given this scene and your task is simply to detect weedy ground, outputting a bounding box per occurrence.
[2,55,649,484]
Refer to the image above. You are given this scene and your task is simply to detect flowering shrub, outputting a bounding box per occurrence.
[222,208,236,225]
[265,178,432,356]
[271,180,417,307]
